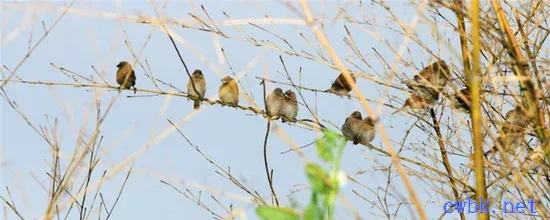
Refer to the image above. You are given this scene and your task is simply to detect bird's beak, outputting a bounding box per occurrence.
[221,79,226,84]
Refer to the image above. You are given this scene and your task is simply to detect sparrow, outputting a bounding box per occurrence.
[266,88,285,118]
[187,69,206,110]
[342,111,363,144]
[484,129,525,157]
[484,106,532,157]
[504,106,532,128]
[281,89,298,122]
[116,61,137,94]
[329,73,356,96]
[450,87,472,112]
[406,60,450,95]
[218,76,239,106]
[355,116,376,145]
[392,91,439,115]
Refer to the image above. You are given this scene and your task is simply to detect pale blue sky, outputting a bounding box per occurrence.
[1,1,472,219]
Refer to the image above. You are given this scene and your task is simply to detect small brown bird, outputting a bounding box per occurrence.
[329,73,356,96]
[484,106,532,157]
[484,129,525,157]
[450,87,472,112]
[342,111,363,144]
[266,88,285,117]
[116,61,137,94]
[281,90,298,122]
[392,91,439,115]
[355,117,376,145]
[218,76,239,106]
[504,106,532,127]
[407,60,450,94]
[187,69,206,110]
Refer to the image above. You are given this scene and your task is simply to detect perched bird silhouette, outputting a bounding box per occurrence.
[281,89,298,122]
[484,128,525,157]
[484,106,532,157]
[392,91,439,115]
[406,60,450,96]
[450,87,472,112]
[218,76,239,106]
[355,116,376,145]
[266,88,285,118]
[116,61,137,94]
[187,69,206,110]
[328,73,356,96]
[504,106,532,127]
[342,111,363,144]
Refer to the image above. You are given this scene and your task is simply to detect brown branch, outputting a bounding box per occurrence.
[429,109,465,220]
[260,79,279,206]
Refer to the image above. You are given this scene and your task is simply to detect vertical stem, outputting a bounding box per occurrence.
[491,0,550,160]
[469,0,489,219]
[453,0,471,83]
[429,109,465,220]
[260,80,279,206]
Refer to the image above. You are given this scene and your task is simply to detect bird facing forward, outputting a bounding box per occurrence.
[329,73,356,96]
[355,116,376,145]
[266,88,285,118]
[116,61,137,94]
[281,89,298,122]
[218,76,239,106]
[187,69,206,110]
[342,111,363,144]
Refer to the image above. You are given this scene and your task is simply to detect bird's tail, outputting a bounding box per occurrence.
[193,100,200,110]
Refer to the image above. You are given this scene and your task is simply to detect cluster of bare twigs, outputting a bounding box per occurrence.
[2,0,550,219]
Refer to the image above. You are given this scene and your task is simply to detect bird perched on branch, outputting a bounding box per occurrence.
[392,91,440,115]
[484,106,533,157]
[504,105,533,128]
[328,73,356,96]
[394,60,449,115]
[342,111,377,145]
[450,87,472,112]
[266,88,285,118]
[342,111,363,144]
[187,69,206,110]
[116,61,137,94]
[281,89,298,122]
[218,76,239,106]
[356,116,376,145]
[406,60,450,96]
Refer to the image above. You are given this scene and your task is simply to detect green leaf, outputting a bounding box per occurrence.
[256,206,300,220]
[303,202,323,220]
[305,163,333,195]
[316,138,335,163]
[316,130,346,163]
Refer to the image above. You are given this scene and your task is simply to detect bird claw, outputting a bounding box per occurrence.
[133,87,137,94]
